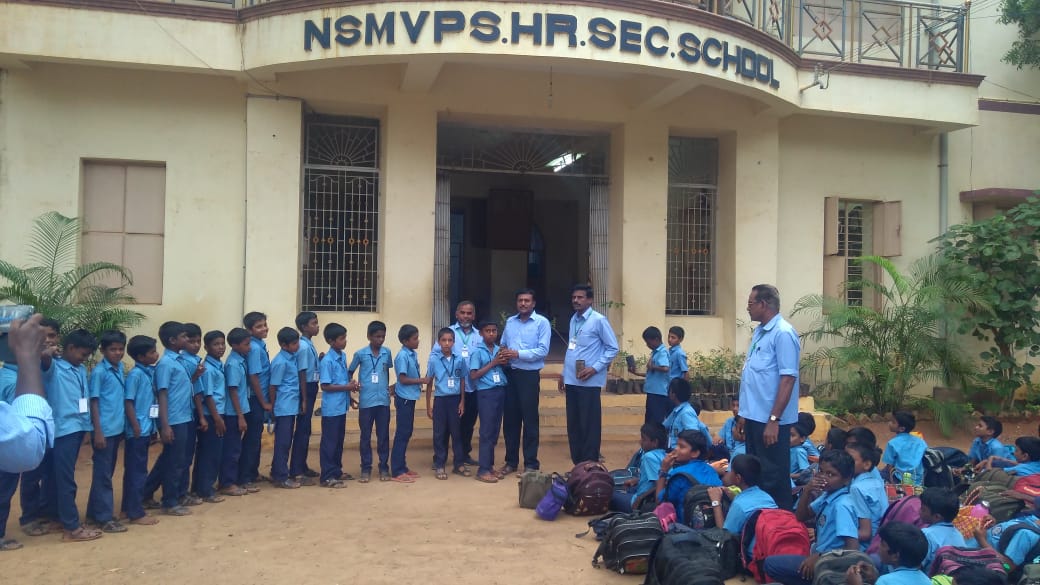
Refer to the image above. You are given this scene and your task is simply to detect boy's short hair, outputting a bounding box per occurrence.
[846,442,881,467]
[639,422,667,450]
[295,311,318,330]
[980,415,1003,439]
[157,321,185,347]
[243,311,267,330]
[847,426,878,448]
[437,327,455,340]
[227,328,250,346]
[64,329,98,351]
[398,324,419,343]
[668,326,685,340]
[99,329,126,349]
[878,522,928,568]
[478,320,498,330]
[730,454,762,486]
[952,566,1008,585]
[667,378,692,403]
[323,323,347,343]
[367,320,386,336]
[203,330,225,346]
[819,449,855,479]
[826,428,848,451]
[126,335,157,360]
[920,487,960,523]
[1016,436,1040,462]
[183,322,202,338]
[892,410,917,433]
[40,317,62,332]
[642,326,662,342]
[797,412,817,436]
[677,429,709,461]
[276,327,300,345]
[792,422,812,439]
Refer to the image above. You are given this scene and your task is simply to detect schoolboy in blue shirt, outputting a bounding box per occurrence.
[881,411,927,484]
[241,311,271,489]
[662,378,711,448]
[968,416,1005,466]
[716,398,740,453]
[177,323,206,507]
[731,416,748,459]
[666,326,688,381]
[391,324,429,483]
[919,487,965,570]
[121,335,160,527]
[847,522,931,585]
[318,323,357,488]
[219,328,253,496]
[798,412,821,459]
[268,327,303,489]
[429,301,482,468]
[628,326,671,425]
[708,453,778,536]
[611,422,667,513]
[655,430,723,525]
[1004,437,1040,477]
[190,331,227,503]
[790,423,811,480]
[764,450,860,585]
[427,327,467,480]
[972,513,1040,574]
[348,320,393,483]
[469,320,509,484]
[86,330,127,534]
[294,311,321,480]
[847,442,888,548]
[142,321,193,517]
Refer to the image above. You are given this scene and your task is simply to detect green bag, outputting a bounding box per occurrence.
[519,470,553,509]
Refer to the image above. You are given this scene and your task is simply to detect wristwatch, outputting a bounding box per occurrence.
[768,414,779,422]
[711,501,720,507]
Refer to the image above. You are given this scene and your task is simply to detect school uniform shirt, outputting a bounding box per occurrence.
[719,416,736,452]
[203,355,227,416]
[88,359,125,437]
[469,343,506,391]
[790,444,810,474]
[738,313,800,425]
[247,337,272,402]
[428,323,482,393]
[875,567,931,585]
[969,436,1005,463]
[179,352,204,403]
[223,351,251,417]
[0,364,16,404]
[659,460,723,523]
[644,344,670,397]
[156,349,194,426]
[809,486,858,553]
[850,468,887,547]
[668,344,688,380]
[731,441,747,458]
[723,485,778,535]
[663,402,712,449]
[297,336,320,384]
[500,312,551,371]
[427,352,464,398]
[270,350,302,417]
[882,432,927,484]
[43,357,92,438]
[319,349,350,418]
[803,438,820,458]
[124,363,156,438]
[630,448,666,506]
[984,517,1040,566]
[393,346,422,401]
[1007,461,1040,477]
[921,521,965,570]
[349,346,393,408]
[562,306,618,388]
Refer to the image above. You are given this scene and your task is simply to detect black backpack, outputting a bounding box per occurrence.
[699,527,742,580]
[923,448,955,489]
[682,482,728,529]
[643,526,723,585]
[998,522,1040,583]
[590,512,664,575]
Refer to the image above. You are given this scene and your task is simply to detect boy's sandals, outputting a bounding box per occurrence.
[452,467,471,477]
[405,470,420,478]
[141,498,161,510]
[321,479,347,489]
[358,472,371,484]
[22,520,62,537]
[62,526,102,542]
[497,465,517,479]
[179,494,204,507]
[99,520,128,534]
[242,483,261,493]
[339,472,355,481]
[161,506,192,517]
[379,471,391,482]
[202,495,225,504]
[435,469,448,480]
[0,539,24,551]
[129,516,159,526]
[476,473,498,484]
[391,474,414,483]
[294,476,317,487]
[273,479,301,489]
[220,486,247,497]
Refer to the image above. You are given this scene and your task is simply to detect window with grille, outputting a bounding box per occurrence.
[301,117,380,312]
[666,137,718,316]
[824,197,902,307]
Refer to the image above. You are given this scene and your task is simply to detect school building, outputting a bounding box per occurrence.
[0,0,1037,363]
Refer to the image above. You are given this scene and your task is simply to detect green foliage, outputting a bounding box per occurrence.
[0,212,145,338]
[909,396,973,438]
[938,197,1040,407]
[999,0,1040,69]
[794,255,987,415]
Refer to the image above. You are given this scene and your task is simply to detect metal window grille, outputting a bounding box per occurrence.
[301,118,380,312]
[666,137,718,316]
[837,200,869,306]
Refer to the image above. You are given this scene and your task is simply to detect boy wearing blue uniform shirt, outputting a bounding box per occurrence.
[881,411,927,484]
[241,311,271,489]
[349,320,393,483]
[798,412,820,459]
[391,324,429,483]
[764,450,860,585]
[470,320,509,484]
[662,378,711,448]
[972,513,1040,574]
[790,423,811,479]
[429,301,482,468]
[708,453,778,536]
[655,430,723,525]
[85,330,127,534]
[219,328,253,496]
[427,327,468,480]
[666,326,688,381]
[611,422,667,512]
[716,398,740,453]
[294,312,321,480]
[177,323,206,507]
[268,327,303,489]
[318,323,357,488]
[919,487,965,570]
[847,522,931,585]
[191,331,227,503]
[999,436,1040,477]
[968,416,1005,466]
[121,335,160,527]
[627,326,671,425]
[847,443,887,547]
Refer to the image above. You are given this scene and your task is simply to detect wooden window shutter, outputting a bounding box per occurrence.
[824,196,839,256]
[872,201,902,257]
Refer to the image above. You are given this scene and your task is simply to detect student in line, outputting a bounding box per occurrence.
[293,312,322,481]
[269,327,303,489]
[86,330,127,533]
[191,330,227,503]
[627,326,671,425]
[318,323,357,489]
[469,320,509,484]
[121,335,160,526]
[666,326,688,381]
[177,323,205,507]
[427,327,468,480]
[219,328,253,496]
[391,324,428,483]
[349,321,393,483]
[241,311,271,490]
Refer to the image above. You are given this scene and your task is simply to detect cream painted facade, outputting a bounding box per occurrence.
[0,0,1036,363]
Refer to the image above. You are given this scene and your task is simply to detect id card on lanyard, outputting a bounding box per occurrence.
[445,356,458,389]
[369,352,382,384]
[149,370,160,419]
[76,367,89,413]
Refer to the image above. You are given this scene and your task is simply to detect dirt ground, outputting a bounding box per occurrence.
[4,417,1035,584]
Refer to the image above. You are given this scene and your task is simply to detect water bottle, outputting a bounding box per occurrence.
[901,471,913,485]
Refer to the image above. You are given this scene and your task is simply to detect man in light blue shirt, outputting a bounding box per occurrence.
[430,301,482,467]
[499,288,551,475]
[738,284,799,511]
[559,284,618,465]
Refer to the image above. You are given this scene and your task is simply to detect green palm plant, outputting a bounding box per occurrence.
[792,254,988,414]
[0,211,145,337]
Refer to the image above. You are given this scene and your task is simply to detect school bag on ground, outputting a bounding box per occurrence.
[681,482,728,529]
[996,522,1040,583]
[643,526,723,585]
[1019,563,1040,585]
[566,460,613,516]
[812,549,873,585]
[535,474,568,521]
[927,546,1007,578]
[923,448,956,489]
[740,508,811,584]
[964,478,1024,523]
[590,512,664,575]
[699,527,742,580]
[867,495,925,555]
[633,488,658,514]
[518,470,553,509]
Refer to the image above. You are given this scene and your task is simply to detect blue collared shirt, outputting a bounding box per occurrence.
[719,416,736,452]
[178,352,204,399]
[223,351,250,417]
[803,439,820,457]
[297,336,320,384]
[89,359,126,438]
[921,521,965,570]
[349,346,393,408]
[723,485,777,536]
[809,486,858,553]
[562,307,618,388]
[394,346,422,401]
[983,517,1040,566]
[270,350,301,417]
[428,323,482,393]
[663,401,711,448]
[202,356,227,416]
[731,441,746,458]
[0,394,54,473]
[44,357,92,438]
[630,448,666,506]
[644,344,670,396]
[247,337,272,401]
[969,436,1006,463]
[1008,461,1040,477]
[876,567,931,585]
[155,349,194,426]
[470,343,507,391]
[882,433,927,484]
[319,348,350,417]
[427,351,465,397]
[668,344,688,380]
[124,363,156,438]
[850,468,888,547]
[738,314,800,425]
[500,312,551,371]
[790,444,810,474]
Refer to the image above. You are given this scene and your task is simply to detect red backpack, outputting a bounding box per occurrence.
[867,495,925,555]
[565,461,613,516]
[740,508,811,583]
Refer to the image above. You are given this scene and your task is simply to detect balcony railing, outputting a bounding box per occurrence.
[142,0,971,73]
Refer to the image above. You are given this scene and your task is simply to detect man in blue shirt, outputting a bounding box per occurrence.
[739,284,800,510]
[559,284,618,465]
[499,288,551,476]
[430,301,482,467]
